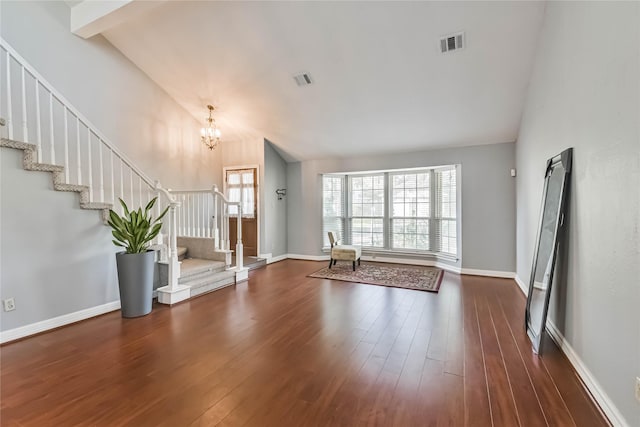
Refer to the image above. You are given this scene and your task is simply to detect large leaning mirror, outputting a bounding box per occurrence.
[525,148,573,354]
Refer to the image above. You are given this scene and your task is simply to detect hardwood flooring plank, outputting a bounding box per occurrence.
[485,291,549,427]
[492,281,578,426]
[462,284,493,427]
[0,261,610,427]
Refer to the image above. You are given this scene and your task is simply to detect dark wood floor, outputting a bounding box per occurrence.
[1,260,608,427]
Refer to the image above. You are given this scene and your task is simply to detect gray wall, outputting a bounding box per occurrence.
[515,2,639,425]
[0,1,221,332]
[287,142,516,272]
[263,140,288,257]
[1,148,120,331]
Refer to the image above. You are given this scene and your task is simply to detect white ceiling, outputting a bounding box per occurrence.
[99,1,545,161]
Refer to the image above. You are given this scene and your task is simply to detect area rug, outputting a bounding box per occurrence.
[308,263,444,293]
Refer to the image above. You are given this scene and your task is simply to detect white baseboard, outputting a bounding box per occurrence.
[285,253,520,279]
[546,322,628,427]
[513,275,626,427]
[460,268,516,279]
[258,253,272,260]
[266,254,288,264]
[514,274,528,295]
[0,300,121,344]
[287,253,330,261]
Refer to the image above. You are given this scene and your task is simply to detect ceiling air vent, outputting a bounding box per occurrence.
[293,72,313,87]
[440,32,465,53]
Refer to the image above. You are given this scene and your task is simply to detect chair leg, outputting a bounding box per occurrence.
[358,258,361,266]
[333,259,337,266]
[352,261,356,271]
[329,258,333,269]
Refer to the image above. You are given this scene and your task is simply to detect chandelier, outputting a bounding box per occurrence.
[201,105,221,150]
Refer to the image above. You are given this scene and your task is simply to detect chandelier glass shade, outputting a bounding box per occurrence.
[201,105,221,150]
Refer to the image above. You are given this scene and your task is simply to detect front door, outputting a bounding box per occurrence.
[225,168,258,257]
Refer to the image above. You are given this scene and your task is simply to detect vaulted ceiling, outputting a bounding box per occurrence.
[73,1,546,161]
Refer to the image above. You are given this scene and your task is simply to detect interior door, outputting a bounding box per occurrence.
[226,168,258,257]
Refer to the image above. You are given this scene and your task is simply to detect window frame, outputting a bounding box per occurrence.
[347,173,386,249]
[321,165,460,260]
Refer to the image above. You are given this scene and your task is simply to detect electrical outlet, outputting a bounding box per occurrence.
[3,298,16,312]
[635,377,640,403]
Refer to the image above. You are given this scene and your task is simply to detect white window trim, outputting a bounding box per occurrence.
[321,165,460,259]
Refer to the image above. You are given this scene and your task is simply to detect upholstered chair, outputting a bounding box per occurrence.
[328,231,362,271]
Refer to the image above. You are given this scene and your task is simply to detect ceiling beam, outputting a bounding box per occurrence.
[70,0,166,39]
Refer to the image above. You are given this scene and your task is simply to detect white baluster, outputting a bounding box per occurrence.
[129,165,134,208]
[138,176,142,209]
[177,198,184,236]
[197,193,201,237]
[206,194,211,238]
[20,67,28,142]
[87,127,92,202]
[5,51,13,139]
[190,194,194,236]
[63,108,69,183]
[98,140,104,202]
[75,118,81,184]
[119,157,124,208]
[110,150,115,203]
[49,93,55,164]
[35,82,42,162]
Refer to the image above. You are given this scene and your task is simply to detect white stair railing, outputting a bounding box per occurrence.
[1,38,156,213]
[0,38,186,293]
[168,186,244,272]
[171,190,215,238]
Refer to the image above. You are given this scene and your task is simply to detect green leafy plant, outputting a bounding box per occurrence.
[108,197,169,254]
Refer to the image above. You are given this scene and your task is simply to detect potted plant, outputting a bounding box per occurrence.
[108,197,168,318]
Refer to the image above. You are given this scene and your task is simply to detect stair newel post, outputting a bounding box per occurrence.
[154,181,189,305]
[167,199,181,290]
[236,201,243,271]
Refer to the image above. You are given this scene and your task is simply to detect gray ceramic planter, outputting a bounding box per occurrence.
[115,250,155,318]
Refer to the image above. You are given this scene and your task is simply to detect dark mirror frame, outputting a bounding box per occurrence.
[525,148,573,354]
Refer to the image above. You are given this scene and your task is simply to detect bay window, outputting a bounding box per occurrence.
[322,165,458,258]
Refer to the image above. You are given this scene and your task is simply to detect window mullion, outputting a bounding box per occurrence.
[384,172,390,250]
[430,169,439,252]
[344,175,351,244]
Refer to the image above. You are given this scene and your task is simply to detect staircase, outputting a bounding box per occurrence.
[0,138,111,222]
[1,37,250,306]
[178,259,235,298]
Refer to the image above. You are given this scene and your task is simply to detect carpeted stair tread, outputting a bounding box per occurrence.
[25,163,64,172]
[0,138,36,151]
[179,258,226,279]
[81,202,113,210]
[188,270,236,298]
[54,183,89,193]
[232,256,267,271]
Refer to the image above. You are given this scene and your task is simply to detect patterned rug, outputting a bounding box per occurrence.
[309,262,444,293]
